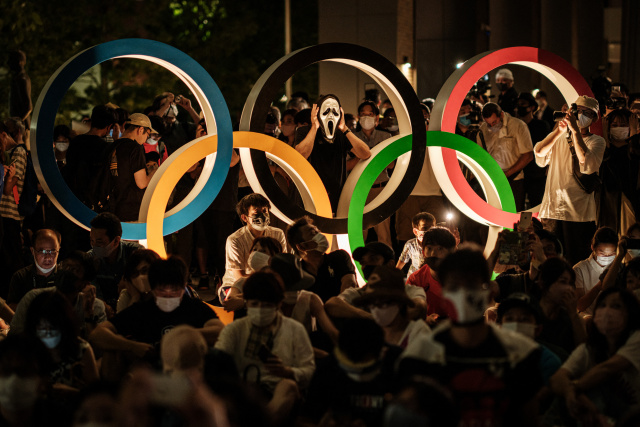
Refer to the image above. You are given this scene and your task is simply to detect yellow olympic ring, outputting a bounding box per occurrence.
[140,131,333,258]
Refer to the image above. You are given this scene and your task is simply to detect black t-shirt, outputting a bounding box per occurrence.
[400,328,543,426]
[110,296,217,346]
[162,121,197,155]
[538,309,577,357]
[7,265,60,305]
[309,250,356,303]
[65,134,109,206]
[303,346,402,427]
[296,130,352,211]
[498,87,519,117]
[523,118,551,179]
[110,138,147,221]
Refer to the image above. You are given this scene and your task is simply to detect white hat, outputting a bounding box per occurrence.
[574,95,599,114]
[495,68,514,81]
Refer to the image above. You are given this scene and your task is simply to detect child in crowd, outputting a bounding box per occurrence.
[396,212,436,276]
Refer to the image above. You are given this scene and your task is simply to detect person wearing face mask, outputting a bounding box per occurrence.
[53,124,71,168]
[215,271,314,426]
[598,108,640,234]
[142,115,168,166]
[535,90,556,130]
[396,212,436,276]
[0,334,69,426]
[147,92,200,155]
[596,223,640,299]
[495,68,518,116]
[222,194,287,291]
[550,288,640,425]
[116,249,160,313]
[477,102,534,211]
[88,213,141,311]
[516,92,551,209]
[354,269,430,349]
[294,95,371,212]
[496,293,562,383]
[536,258,586,357]
[6,229,62,309]
[90,257,223,378]
[278,109,298,147]
[351,100,394,246]
[222,236,283,312]
[286,216,357,302]
[400,248,544,427]
[574,227,618,316]
[25,291,98,393]
[301,317,402,427]
[406,227,458,324]
[534,95,606,266]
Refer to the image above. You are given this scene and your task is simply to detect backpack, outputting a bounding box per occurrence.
[9,144,38,217]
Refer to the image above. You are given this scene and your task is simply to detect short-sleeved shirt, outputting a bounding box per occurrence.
[7,264,59,305]
[110,138,147,221]
[478,113,534,180]
[353,129,391,184]
[110,296,217,346]
[523,119,551,180]
[88,241,142,308]
[64,134,109,206]
[296,131,352,211]
[399,238,424,276]
[406,264,455,318]
[0,145,27,221]
[309,250,356,302]
[534,133,605,222]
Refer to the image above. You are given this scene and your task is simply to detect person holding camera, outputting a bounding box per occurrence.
[533,96,606,265]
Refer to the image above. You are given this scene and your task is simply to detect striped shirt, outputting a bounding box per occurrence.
[0,146,27,221]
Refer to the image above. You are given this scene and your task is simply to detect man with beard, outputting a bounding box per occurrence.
[294,95,371,212]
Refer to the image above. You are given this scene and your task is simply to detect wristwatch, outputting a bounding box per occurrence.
[343,128,351,136]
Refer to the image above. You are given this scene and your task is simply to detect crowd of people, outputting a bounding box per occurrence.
[0,60,639,426]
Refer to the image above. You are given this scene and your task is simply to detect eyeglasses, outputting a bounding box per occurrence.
[34,249,58,257]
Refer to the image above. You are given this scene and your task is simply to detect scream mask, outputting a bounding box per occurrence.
[317,95,342,142]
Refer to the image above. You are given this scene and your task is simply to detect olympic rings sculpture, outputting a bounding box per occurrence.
[31,39,597,281]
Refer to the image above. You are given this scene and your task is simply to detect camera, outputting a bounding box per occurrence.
[606,97,627,110]
[555,103,578,121]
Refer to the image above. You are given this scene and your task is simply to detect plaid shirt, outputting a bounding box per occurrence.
[244,317,278,360]
[399,238,424,276]
[0,146,27,221]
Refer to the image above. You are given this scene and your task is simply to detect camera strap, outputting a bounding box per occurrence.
[566,133,601,194]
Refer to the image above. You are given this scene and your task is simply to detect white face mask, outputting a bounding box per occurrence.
[488,121,503,133]
[34,257,56,275]
[370,304,400,327]
[610,127,630,141]
[311,233,329,253]
[501,322,536,339]
[577,113,593,128]
[55,142,69,152]
[387,124,399,132]
[359,116,376,131]
[443,288,489,324]
[247,306,277,327]
[155,296,181,313]
[0,375,39,411]
[37,329,62,349]
[146,137,159,146]
[595,254,615,267]
[248,212,270,232]
[628,249,640,258]
[131,274,150,293]
[248,251,270,273]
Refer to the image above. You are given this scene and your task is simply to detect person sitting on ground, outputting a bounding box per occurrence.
[406,226,458,324]
[24,291,99,394]
[89,257,223,379]
[221,193,287,292]
[354,266,430,349]
[286,216,357,302]
[116,249,161,313]
[325,248,427,321]
[550,288,640,425]
[574,226,618,316]
[396,212,436,276]
[214,271,315,426]
[88,212,141,311]
[160,324,209,379]
[7,229,62,310]
[400,247,544,427]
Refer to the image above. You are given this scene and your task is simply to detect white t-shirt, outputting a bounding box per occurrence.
[534,133,605,222]
[574,254,608,314]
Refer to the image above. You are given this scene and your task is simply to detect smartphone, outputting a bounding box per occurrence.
[258,344,274,363]
[518,211,532,231]
[498,230,528,265]
[148,373,191,406]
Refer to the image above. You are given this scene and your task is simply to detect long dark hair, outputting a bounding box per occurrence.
[538,257,575,295]
[25,291,80,360]
[587,287,640,363]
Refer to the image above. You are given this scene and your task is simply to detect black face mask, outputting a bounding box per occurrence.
[497,82,509,92]
[516,106,530,117]
[424,256,442,272]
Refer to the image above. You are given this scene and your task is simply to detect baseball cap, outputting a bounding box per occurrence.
[125,113,158,134]
[352,242,395,264]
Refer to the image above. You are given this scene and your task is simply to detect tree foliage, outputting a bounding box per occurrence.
[0,0,318,125]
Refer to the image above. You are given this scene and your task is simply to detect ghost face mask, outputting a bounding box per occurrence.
[317,95,342,142]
